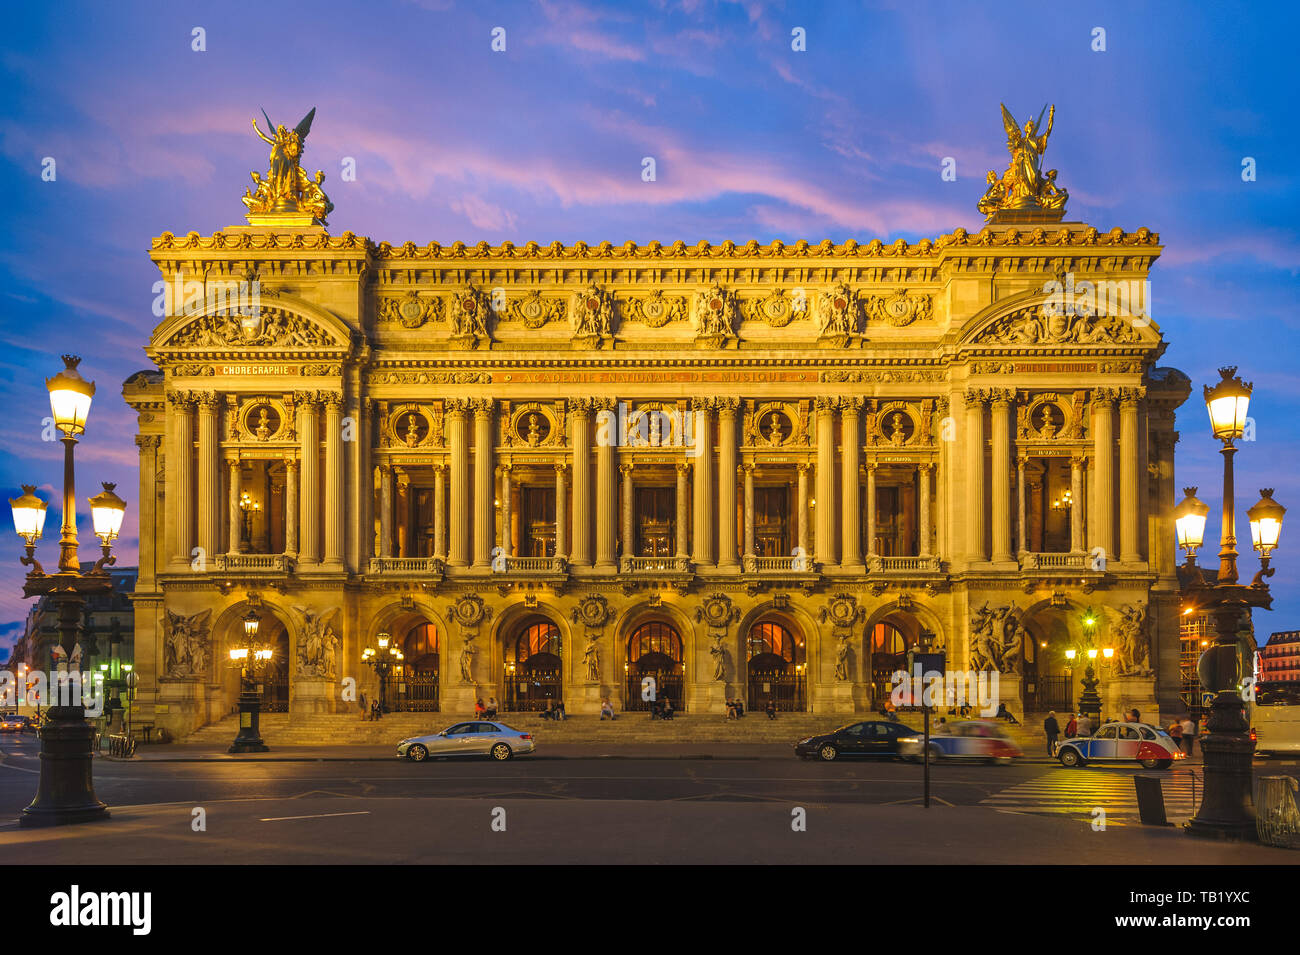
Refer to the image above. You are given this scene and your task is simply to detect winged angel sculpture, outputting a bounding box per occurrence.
[243,107,334,223]
[977,104,1069,219]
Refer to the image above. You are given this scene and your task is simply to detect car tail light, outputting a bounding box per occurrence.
[1250,728,1257,742]
[520,734,532,740]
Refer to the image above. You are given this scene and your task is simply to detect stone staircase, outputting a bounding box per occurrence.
[180,710,1057,750]
[182,711,877,746]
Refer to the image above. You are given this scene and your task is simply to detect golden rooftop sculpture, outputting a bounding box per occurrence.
[242,107,333,227]
[978,103,1069,222]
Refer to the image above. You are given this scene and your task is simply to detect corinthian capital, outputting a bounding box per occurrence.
[471,398,496,417]
[814,396,840,413]
[715,397,740,416]
[135,434,162,452]
[840,396,864,414]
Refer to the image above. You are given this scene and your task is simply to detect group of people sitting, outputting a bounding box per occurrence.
[472,698,499,720]
[724,698,746,719]
[539,699,567,720]
[649,697,675,720]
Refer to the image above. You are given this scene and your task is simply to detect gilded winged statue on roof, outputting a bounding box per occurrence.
[243,107,333,224]
[977,103,1069,219]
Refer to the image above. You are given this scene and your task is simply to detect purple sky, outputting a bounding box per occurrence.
[1,0,1297,657]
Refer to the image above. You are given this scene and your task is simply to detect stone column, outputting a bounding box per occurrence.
[965,390,986,562]
[323,394,344,568]
[378,464,393,558]
[716,398,739,570]
[472,399,495,569]
[168,393,195,568]
[1016,455,1028,556]
[691,399,714,567]
[284,460,298,557]
[1070,454,1086,553]
[134,436,160,587]
[570,402,592,567]
[865,462,878,559]
[814,397,837,566]
[297,393,320,566]
[742,462,755,570]
[674,462,689,560]
[840,397,864,569]
[1119,389,1142,563]
[447,400,470,567]
[796,463,810,565]
[594,402,618,571]
[554,463,568,560]
[500,464,513,558]
[990,391,1013,564]
[620,461,635,564]
[1091,390,1116,562]
[227,459,242,555]
[433,464,446,560]
[918,463,933,557]
[396,475,410,558]
[196,393,220,560]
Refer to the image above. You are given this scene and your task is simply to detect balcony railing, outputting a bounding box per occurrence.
[867,555,943,573]
[368,557,445,575]
[621,556,690,573]
[748,555,815,573]
[504,556,566,573]
[1020,552,1090,571]
[211,553,295,573]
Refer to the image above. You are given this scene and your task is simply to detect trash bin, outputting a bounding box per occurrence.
[1256,776,1300,849]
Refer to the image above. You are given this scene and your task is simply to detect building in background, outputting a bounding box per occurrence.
[1258,630,1300,686]
[5,566,136,713]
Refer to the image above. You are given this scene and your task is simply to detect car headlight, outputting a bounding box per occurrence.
[899,737,920,744]
[798,737,813,744]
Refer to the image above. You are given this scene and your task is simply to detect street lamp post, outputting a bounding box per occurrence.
[1178,367,1284,841]
[8,356,126,827]
[362,632,401,714]
[1063,609,1111,727]
[228,608,273,753]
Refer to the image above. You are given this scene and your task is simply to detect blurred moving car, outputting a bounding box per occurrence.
[0,714,32,733]
[1056,720,1184,769]
[794,720,919,761]
[897,720,1023,764]
[397,720,534,761]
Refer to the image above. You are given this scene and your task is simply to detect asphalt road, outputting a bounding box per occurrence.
[2,732,1296,864]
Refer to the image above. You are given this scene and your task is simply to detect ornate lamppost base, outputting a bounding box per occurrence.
[19,706,111,828]
[1186,689,1258,841]
[229,692,270,754]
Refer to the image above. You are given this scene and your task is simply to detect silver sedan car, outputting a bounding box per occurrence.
[397,720,535,761]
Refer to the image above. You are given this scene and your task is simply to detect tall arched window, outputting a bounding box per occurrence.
[625,621,684,712]
[746,620,806,712]
[513,620,562,666]
[403,622,439,673]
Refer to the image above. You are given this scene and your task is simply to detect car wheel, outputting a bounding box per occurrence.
[490,742,513,761]
[1058,748,1081,768]
[991,756,1013,765]
[407,744,428,762]
[818,744,838,761]
[927,744,944,761]
[1139,757,1160,770]
[1155,759,1173,770]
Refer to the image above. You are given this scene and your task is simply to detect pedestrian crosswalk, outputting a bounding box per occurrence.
[981,768,1202,828]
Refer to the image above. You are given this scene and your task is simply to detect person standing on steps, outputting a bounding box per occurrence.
[1043,710,1060,757]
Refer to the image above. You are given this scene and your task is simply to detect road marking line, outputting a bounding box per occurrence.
[259,810,372,822]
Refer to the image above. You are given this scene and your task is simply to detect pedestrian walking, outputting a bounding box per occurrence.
[1181,714,1196,757]
[1044,711,1060,757]
[1168,718,1183,750]
[358,691,368,721]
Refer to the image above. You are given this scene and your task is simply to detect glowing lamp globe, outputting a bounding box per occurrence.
[46,355,96,437]
[88,482,127,544]
[9,485,48,544]
[1248,488,1286,556]
[1203,366,1252,442]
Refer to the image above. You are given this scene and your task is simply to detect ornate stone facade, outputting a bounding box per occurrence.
[125,218,1190,739]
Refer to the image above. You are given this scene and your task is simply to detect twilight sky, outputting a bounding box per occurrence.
[0,0,1297,657]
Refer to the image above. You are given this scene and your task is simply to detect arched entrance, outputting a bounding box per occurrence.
[394,621,440,712]
[220,606,290,714]
[625,621,685,711]
[868,618,920,704]
[504,618,563,711]
[746,620,806,712]
[1020,607,1075,712]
